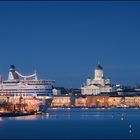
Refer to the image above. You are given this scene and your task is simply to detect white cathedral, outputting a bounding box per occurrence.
[81,64,114,95]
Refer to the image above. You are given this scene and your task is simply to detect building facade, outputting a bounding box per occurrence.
[81,64,114,95]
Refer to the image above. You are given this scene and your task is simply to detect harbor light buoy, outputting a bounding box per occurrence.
[129,124,132,133]
[129,124,132,129]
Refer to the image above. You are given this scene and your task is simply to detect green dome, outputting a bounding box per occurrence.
[95,64,103,70]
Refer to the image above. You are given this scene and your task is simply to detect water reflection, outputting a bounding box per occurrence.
[46,108,140,121]
[9,115,39,120]
[129,124,132,134]
[0,108,139,139]
[0,118,3,122]
[1,108,140,121]
[129,129,132,134]
[0,109,139,139]
[45,108,115,120]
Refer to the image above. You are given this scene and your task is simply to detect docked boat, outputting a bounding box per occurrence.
[0,65,55,112]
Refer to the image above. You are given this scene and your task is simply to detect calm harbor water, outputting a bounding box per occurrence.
[0,108,140,139]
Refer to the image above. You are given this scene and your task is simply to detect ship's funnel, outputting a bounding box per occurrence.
[8,65,19,81]
[10,65,16,71]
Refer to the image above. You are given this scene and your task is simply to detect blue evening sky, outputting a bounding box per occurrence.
[0,1,140,88]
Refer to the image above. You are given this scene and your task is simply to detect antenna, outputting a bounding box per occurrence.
[34,69,37,74]
[34,69,38,80]
[97,57,100,65]
[98,60,100,65]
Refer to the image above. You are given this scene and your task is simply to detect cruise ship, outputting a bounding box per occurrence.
[0,65,55,112]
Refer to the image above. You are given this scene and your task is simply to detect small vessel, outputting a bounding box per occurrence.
[0,65,55,113]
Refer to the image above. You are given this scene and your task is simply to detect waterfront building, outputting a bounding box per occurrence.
[52,87,81,96]
[66,88,81,96]
[52,88,61,96]
[50,96,71,107]
[81,64,115,95]
[52,87,67,96]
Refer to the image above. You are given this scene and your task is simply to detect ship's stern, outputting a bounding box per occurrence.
[38,96,53,112]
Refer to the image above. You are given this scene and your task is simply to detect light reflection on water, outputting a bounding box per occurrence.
[1,108,140,121]
[9,115,39,120]
[0,108,140,139]
[45,108,140,120]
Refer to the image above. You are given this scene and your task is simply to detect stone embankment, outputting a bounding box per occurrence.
[51,95,140,108]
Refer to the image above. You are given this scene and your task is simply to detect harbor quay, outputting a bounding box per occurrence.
[1,95,140,113]
[50,95,140,108]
